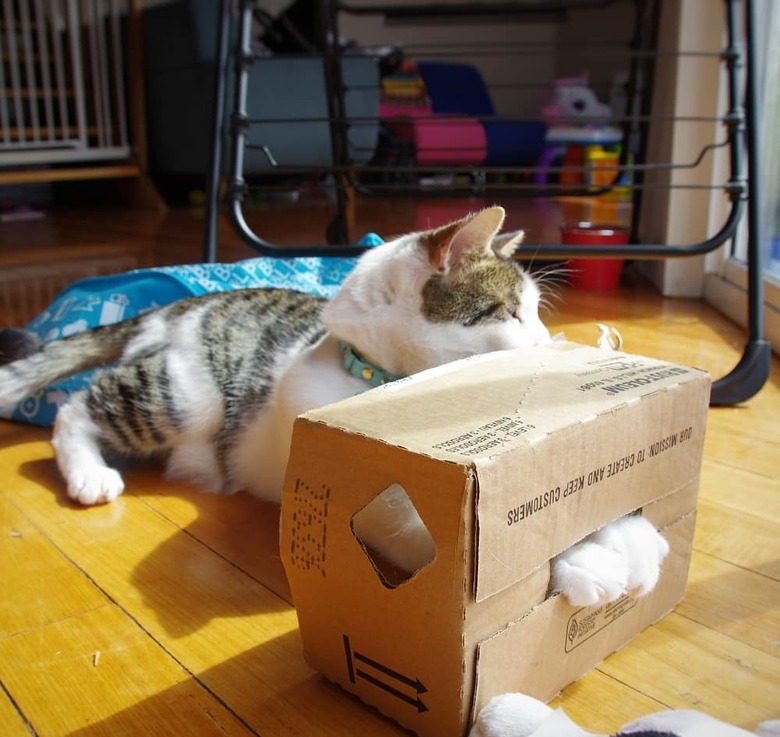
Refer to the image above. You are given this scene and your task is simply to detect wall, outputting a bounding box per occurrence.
[636,0,726,297]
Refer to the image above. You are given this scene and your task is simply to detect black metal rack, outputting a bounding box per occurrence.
[202,0,770,405]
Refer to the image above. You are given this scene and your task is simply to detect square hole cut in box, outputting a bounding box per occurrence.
[351,483,436,588]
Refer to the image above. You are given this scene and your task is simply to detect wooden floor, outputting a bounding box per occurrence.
[0,196,778,736]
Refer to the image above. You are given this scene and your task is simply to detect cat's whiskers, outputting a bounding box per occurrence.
[529,264,569,315]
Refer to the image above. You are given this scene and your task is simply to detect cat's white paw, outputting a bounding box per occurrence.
[555,516,670,608]
[551,541,629,607]
[593,515,669,597]
[52,396,126,505]
[66,467,125,505]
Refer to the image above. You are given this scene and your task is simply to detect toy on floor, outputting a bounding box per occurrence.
[470,692,780,737]
[541,74,612,128]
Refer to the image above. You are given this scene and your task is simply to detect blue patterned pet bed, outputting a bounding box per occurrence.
[1,235,382,427]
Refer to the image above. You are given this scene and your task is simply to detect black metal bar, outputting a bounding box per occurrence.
[339,0,619,18]
[222,0,285,255]
[201,0,232,263]
[318,0,352,243]
[227,196,366,257]
[520,197,744,260]
[710,0,771,405]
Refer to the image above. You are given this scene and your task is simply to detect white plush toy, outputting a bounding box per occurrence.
[470,692,780,737]
[540,74,612,128]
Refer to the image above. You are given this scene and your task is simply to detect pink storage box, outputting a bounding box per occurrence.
[379,102,487,166]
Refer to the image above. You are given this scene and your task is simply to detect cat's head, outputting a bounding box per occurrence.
[321,206,551,377]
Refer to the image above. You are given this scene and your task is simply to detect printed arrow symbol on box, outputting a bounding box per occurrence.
[343,635,428,713]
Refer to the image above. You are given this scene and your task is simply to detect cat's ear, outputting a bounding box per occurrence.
[492,230,525,259]
[424,206,506,273]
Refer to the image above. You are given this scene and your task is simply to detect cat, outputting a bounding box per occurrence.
[0,206,667,607]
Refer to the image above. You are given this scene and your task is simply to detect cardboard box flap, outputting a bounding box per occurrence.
[281,419,479,737]
[300,344,709,465]
[300,344,710,602]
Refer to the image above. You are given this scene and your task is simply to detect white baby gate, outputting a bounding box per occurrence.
[0,0,131,167]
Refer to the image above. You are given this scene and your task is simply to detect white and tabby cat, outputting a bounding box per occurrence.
[0,206,667,606]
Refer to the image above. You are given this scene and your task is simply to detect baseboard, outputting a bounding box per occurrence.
[703,263,780,357]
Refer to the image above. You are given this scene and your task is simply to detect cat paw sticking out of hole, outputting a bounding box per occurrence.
[550,515,669,608]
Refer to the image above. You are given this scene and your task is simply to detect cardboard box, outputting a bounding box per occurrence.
[280,343,710,737]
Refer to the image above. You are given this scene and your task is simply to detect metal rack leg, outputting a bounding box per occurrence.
[201,0,232,264]
[201,0,769,403]
[710,0,771,405]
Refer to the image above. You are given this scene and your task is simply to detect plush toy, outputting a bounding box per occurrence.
[541,74,612,128]
[469,692,780,737]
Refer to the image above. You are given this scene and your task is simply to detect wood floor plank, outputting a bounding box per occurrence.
[548,288,774,394]
[0,688,32,737]
[0,427,409,736]
[700,459,780,523]
[598,612,780,729]
[695,498,780,580]
[677,551,780,657]
[133,480,291,602]
[701,383,780,482]
[0,606,254,737]
[549,670,666,733]
[0,501,105,636]
[703,424,780,481]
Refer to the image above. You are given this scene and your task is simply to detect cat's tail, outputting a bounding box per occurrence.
[0,320,142,406]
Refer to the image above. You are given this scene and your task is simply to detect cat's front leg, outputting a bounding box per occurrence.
[52,394,125,505]
[551,515,669,607]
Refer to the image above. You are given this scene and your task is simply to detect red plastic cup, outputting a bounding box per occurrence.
[561,222,629,290]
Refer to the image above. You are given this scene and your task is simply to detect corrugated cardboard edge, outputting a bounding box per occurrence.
[470,489,698,721]
[280,420,478,737]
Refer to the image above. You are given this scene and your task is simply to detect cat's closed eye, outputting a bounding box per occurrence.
[466,303,507,326]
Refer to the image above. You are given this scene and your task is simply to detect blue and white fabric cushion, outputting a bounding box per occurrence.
[0,233,383,427]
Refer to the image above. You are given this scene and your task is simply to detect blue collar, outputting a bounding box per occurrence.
[338,340,404,388]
